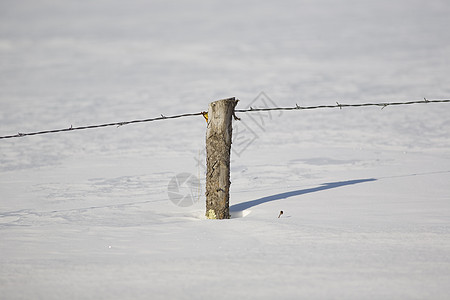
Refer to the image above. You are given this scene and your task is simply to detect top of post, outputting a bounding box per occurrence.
[210,97,238,105]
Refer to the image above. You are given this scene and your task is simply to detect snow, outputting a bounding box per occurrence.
[1,0,450,299]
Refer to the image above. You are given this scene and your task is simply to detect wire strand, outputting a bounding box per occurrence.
[235,99,450,112]
[1,98,449,140]
[0,112,204,140]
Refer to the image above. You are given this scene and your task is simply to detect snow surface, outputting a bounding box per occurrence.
[1,0,450,299]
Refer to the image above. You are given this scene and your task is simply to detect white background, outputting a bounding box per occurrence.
[1,0,449,299]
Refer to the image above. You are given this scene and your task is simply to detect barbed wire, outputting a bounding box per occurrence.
[0,98,448,140]
[236,98,450,113]
[0,112,204,140]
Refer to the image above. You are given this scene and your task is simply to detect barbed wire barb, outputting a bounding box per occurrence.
[0,98,449,140]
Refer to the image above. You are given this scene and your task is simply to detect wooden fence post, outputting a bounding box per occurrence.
[205,97,239,219]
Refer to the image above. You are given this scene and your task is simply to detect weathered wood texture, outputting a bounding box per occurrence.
[205,97,239,219]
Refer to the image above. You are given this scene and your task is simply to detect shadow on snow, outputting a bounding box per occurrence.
[230,178,376,212]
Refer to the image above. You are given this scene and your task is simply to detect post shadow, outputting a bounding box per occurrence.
[230,178,376,212]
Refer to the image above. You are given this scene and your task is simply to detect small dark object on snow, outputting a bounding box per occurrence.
[278,211,284,218]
